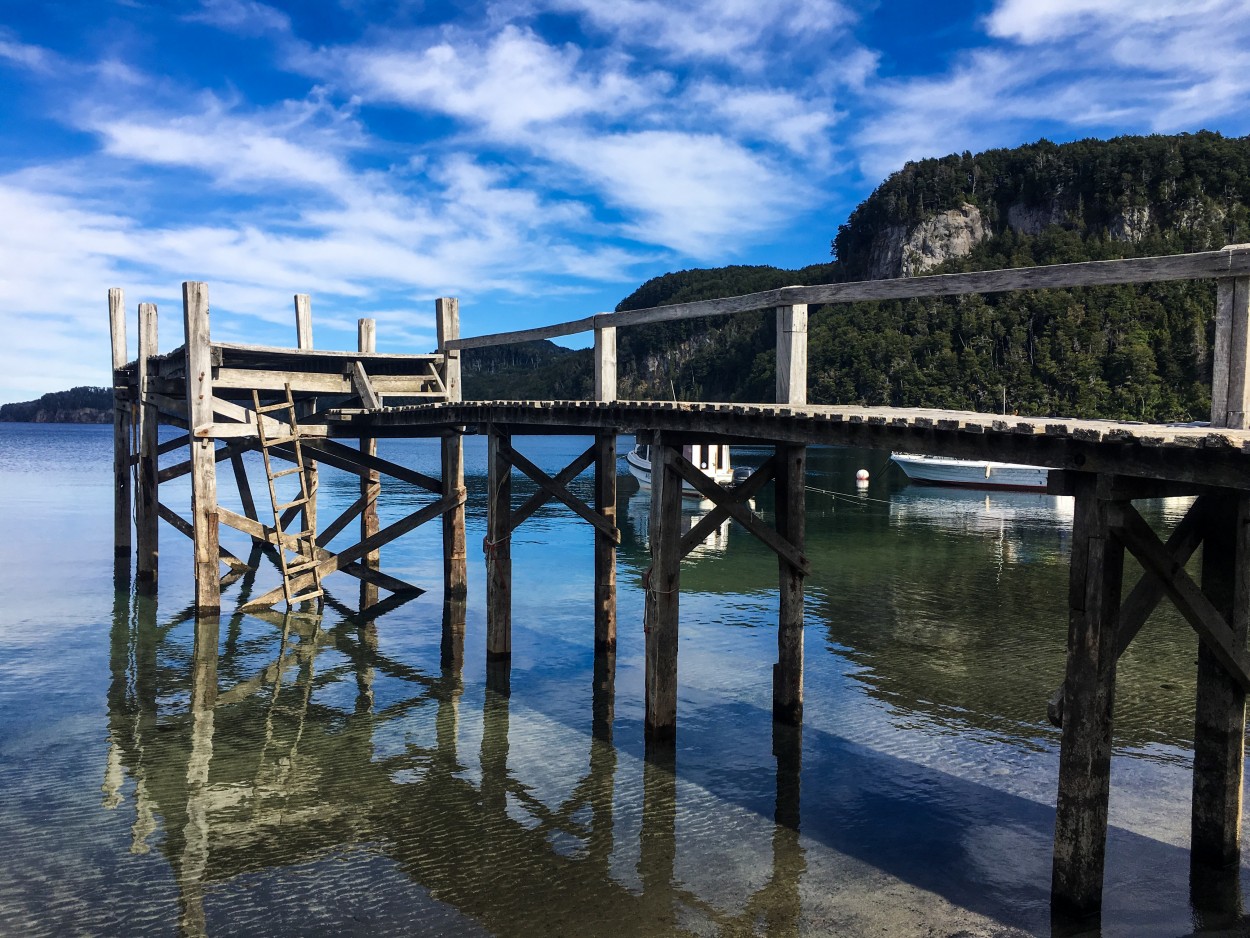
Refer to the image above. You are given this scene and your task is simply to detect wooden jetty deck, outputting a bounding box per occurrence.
[109,245,1250,929]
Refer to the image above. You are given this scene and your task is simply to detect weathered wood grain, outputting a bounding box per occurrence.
[595,432,617,650]
[486,428,512,660]
[595,325,617,402]
[776,305,807,407]
[136,302,159,585]
[294,294,313,350]
[773,444,806,726]
[182,281,221,613]
[645,435,682,741]
[110,287,131,554]
[436,297,462,403]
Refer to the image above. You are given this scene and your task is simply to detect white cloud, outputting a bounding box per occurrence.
[330,25,660,138]
[543,0,852,68]
[0,36,55,73]
[185,0,291,36]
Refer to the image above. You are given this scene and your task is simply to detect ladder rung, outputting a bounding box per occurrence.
[262,435,299,448]
[272,466,304,478]
[290,589,324,603]
[277,497,310,511]
[286,558,321,574]
[256,401,297,415]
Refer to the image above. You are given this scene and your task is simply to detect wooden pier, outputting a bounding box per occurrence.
[110,244,1250,929]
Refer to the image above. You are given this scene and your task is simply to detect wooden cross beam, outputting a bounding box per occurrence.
[509,443,598,533]
[679,457,777,559]
[496,436,619,544]
[670,452,810,576]
[236,494,458,610]
[1047,496,1212,726]
[156,502,250,571]
[1109,501,1250,691]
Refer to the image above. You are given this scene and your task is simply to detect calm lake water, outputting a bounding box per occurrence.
[0,422,1246,936]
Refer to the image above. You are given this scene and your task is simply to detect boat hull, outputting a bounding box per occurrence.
[890,453,1049,492]
[625,449,733,499]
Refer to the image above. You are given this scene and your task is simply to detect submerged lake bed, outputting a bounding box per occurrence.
[0,422,1245,936]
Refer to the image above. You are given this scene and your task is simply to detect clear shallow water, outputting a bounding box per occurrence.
[0,422,1245,936]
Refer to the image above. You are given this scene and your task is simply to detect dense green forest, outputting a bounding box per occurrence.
[466,131,1247,422]
[0,386,112,423]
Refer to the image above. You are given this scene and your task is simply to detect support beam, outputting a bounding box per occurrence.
[110,287,131,555]
[773,444,806,725]
[595,325,617,402]
[595,432,617,650]
[136,302,159,587]
[183,282,221,614]
[1052,475,1124,926]
[500,437,619,543]
[776,303,808,406]
[510,445,597,532]
[358,318,380,610]
[486,427,512,661]
[645,434,682,742]
[1192,494,1250,869]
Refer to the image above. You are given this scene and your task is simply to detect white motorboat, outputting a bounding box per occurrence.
[625,440,739,498]
[889,452,1050,492]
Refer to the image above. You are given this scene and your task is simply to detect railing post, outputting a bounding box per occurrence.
[183,282,221,614]
[136,302,159,588]
[358,318,380,609]
[595,324,617,403]
[1211,249,1250,429]
[776,303,807,406]
[110,287,131,556]
[294,293,313,351]
[437,297,468,598]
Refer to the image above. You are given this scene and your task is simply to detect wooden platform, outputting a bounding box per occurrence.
[331,400,1250,490]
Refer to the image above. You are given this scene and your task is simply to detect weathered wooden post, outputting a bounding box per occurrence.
[183,282,221,614]
[109,288,131,556]
[645,432,681,741]
[773,443,806,725]
[1194,252,1250,878]
[358,318,380,609]
[136,302,159,587]
[486,426,512,669]
[437,298,468,599]
[774,302,808,725]
[594,323,617,650]
[1051,474,1125,925]
[294,294,317,550]
[776,303,807,407]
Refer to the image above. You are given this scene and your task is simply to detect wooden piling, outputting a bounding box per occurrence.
[1191,493,1250,868]
[183,282,221,614]
[594,432,617,650]
[486,427,511,662]
[776,303,808,407]
[110,288,131,555]
[773,443,806,725]
[645,434,682,741]
[357,318,380,609]
[1052,475,1124,925]
[136,302,159,586]
[438,298,468,598]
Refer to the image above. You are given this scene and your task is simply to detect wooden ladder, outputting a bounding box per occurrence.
[252,384,323,607]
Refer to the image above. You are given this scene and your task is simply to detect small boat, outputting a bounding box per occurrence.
[889,452,1050,492]
[626,440,741,498]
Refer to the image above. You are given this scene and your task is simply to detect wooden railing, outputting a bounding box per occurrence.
[442,245,1250,426]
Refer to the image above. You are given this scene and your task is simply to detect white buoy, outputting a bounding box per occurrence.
[855,469,870,482]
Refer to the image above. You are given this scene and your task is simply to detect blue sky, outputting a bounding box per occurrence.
[1,0,1248,400]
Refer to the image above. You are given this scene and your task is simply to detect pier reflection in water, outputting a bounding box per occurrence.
[103,581,816,937]
[5,427,1250,935]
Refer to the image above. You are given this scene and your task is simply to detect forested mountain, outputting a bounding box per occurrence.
[0,386,112,423]
[465,131,1248,421]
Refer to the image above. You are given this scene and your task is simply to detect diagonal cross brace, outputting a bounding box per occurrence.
[510,444,598,533]
[1109,501,1250,692]
[498,437,619,544]
[670,452,810,576]
[679,456,777,558]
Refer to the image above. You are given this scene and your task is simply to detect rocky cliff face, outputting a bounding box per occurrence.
[867,203,988,279]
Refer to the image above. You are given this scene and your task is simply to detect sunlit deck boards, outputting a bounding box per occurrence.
[330,400,1250,490]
